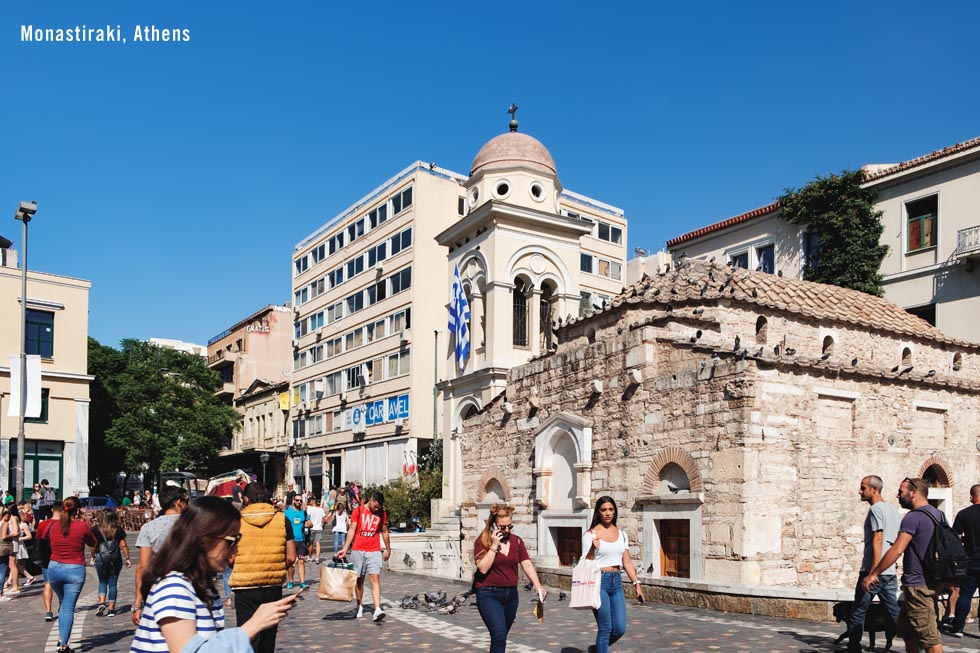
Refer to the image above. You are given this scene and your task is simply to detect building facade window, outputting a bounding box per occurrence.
[756,244,775,273]
[26,309,54,358]
[25,388,50,424]
[906,195,938,252]
[513,278,530,348]
[728,251,749,269]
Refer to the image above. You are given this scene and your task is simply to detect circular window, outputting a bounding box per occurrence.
[529,182,545,202]
[493,180,511,199]
[468,187,480,208]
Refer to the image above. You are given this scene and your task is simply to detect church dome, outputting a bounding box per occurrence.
[470,131,557,177]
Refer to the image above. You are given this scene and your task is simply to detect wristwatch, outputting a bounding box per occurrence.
[132,602,144,613]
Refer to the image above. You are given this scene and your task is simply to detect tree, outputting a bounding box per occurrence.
[93,339,239,488]
[779,170,888,296]
[87,337,126,493]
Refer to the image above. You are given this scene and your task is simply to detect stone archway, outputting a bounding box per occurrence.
[474,466,514,504]
[919,455,955,522]
[639,446,704,581]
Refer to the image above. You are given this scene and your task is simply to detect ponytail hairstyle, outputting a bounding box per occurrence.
[478,504,514,550]
[61,496,81,536]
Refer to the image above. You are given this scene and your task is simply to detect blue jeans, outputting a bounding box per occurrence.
[333,531,345,552]
[476,586,519,653]
[94,558,120,603]
[222,565,233,600]
[593,571,628,653]
[952,560,980,632]
[48,561,87,646]
[0,549,8,592]
[848,572,899,649]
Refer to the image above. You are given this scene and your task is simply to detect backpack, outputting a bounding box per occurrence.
[916,507,968,585]
[96,530,121,561]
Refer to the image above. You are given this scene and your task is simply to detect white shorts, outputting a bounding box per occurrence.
[350,550,383,576]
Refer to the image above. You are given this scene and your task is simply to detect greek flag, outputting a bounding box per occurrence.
[448,264,471,371]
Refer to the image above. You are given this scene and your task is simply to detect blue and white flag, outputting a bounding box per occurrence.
[448,264,471,371]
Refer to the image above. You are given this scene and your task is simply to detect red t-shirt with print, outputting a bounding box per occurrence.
[350,506,387,552]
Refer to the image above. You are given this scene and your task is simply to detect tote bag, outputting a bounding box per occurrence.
[569,558,601,610]
[318,561,357,601]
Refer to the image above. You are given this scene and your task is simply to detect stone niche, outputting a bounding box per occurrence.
[532,412,593,566]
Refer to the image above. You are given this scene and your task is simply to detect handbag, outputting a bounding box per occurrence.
[569,558,601,610]
[318,561,357,601]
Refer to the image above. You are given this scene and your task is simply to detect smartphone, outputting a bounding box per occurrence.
[291,587,307,600]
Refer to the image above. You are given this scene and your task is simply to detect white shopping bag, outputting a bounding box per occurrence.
[569,558,601,610]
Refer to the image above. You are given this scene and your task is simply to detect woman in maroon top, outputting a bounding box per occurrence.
[473,504,546,653]
[47,496,97,653]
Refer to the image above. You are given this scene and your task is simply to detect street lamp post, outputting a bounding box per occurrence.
[259,452,270,485]
[298,443,309,491]
[14,201,37,501]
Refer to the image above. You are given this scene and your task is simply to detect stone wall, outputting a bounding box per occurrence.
[460,297,980,600]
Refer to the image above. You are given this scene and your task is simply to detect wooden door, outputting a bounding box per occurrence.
[555,527,582,566]
[659,519,690,578]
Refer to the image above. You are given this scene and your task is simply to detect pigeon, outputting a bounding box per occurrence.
[733,336,741,351]
[926,369,937,377]
[773,344,781,356]
[738,348,748,360]
[819,353,831,361]
[693,307,704,315]
[711,354,721,367]
[523,582,534,591]
[851,358,858,366]
[784,347,796,356]
[753,347,764,358]
[891,364,900,373]
[899,366,914,375]
[558,591,567,602]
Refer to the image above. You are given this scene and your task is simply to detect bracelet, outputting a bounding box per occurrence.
[494,546,502,553]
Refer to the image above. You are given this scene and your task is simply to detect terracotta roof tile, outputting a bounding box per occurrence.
[565,258,979,349]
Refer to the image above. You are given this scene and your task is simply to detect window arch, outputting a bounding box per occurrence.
[513,277,531,347]
[539,280,558,350]
[822,336,835,356]
[755,316,768,344]
[902,347,912,367]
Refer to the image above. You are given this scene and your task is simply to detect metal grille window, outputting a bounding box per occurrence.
[513,279,530,347]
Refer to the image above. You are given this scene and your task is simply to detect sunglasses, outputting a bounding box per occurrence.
[222,533,243,547]
[496,524,514,531]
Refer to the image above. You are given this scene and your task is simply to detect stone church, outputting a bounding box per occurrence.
[458,257,980,614]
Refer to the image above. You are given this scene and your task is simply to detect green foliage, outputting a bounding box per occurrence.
[89,339,239,487]
[364,440,443,527]
[88,337,126,492]
[779,170,888,296]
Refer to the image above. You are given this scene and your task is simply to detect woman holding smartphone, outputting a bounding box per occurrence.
[581,496,644,653]
[473,504,546,653]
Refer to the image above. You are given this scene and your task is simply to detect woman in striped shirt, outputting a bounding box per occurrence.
[130,496,296,653]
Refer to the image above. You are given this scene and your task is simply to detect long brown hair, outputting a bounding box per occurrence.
[478,504,514,550]
[140,496,240,609]
[61,497,81,536]
[97,509,121,541]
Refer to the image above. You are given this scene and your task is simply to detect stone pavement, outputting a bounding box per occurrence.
[3,557,980,653]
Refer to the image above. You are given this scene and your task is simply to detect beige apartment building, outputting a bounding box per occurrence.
[0,237,92,498]
[291,122,627,498]
[665,135,980,344]
[206,304,293,484]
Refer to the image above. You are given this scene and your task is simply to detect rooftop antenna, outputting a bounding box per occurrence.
[508,102,519,132]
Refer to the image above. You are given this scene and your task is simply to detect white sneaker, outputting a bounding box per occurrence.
[373,607,385,622]
[356,604,363,618]
[0,595,11,603]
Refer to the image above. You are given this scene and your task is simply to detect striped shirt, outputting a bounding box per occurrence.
[130,572,224,653]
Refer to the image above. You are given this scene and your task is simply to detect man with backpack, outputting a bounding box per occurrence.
[948,484,980,637]
[863,477,954,653]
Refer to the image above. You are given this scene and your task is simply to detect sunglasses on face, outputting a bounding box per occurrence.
[496,524,514,531]
[222,533,243,547]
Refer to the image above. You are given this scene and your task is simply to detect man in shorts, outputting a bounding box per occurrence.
[863,477,945,653]
[284,494,310,589]
[338,491,390,621]
[306,497,326,563]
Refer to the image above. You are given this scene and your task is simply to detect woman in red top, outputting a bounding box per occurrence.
[47,496,97,653]
[473,504,546,653]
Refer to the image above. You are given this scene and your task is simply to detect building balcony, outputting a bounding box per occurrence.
[207,349,235,368]
[956,225,980,260]
[215,381,235,399]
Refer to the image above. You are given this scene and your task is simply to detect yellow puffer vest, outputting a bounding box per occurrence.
[229,503,288,589]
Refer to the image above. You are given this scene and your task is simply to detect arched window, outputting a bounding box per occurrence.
[902,347,912,367]
[755,316,768,344]
[822,336,835,356]
[513,277,531,347]
[953,353,963,371]
[539,281,557,350]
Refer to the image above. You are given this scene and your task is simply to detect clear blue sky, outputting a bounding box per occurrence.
[2,2,978,349]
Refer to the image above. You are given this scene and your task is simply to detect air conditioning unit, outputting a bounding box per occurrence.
[339,391,348,402]
[315,327,323,338]
[291,338,299,348]
[400,329,411,344]
[293,305,300,315]
[394,418,405,427]
[299,402,307,412]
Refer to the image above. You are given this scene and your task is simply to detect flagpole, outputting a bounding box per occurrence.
[433,329,440,441]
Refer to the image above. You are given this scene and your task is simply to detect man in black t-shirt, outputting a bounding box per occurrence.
[950,484,980,637]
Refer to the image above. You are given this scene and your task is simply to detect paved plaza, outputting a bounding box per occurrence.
[3,548,980,653]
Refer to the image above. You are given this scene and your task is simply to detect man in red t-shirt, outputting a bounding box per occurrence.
[35,501,63,621]
[338,491,390,621]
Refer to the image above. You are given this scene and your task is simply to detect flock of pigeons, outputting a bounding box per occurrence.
[396,585,568,615]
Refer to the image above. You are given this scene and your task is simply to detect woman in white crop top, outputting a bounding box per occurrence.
[580,496,644,653]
